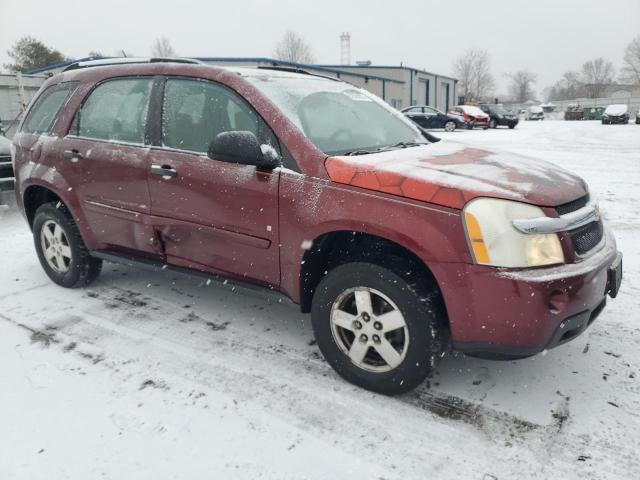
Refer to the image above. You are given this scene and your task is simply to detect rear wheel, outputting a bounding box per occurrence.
[444,121,456,132]
[508,123,516,129]
[33,202,102,288]
[311,262,445,395]
[489,119,497,129]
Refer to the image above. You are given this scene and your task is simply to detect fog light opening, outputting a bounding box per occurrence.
[548,290,568,314]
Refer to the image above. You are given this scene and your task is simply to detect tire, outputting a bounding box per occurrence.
[444,121,456,132]
[311,262,445,395]
[489,119,497,129]
[508,123,516,129]
[33,202,102,288]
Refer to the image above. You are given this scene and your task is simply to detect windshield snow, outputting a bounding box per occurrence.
[604,104,628,115]
[244,72,425,155]
[460,105,487,116]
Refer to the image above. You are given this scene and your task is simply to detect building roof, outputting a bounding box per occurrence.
[193,57,404,84]
[317,64,457,82]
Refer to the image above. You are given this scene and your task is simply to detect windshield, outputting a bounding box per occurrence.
[460,105,486,116]
[245,72,425,155]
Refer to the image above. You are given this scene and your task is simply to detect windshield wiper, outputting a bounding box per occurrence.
[343,149,377,156]
[342,142,426,156]
[378,141,425,151]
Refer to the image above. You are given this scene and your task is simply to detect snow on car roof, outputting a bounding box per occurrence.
[604,104,628,115]
[459,105,486,116]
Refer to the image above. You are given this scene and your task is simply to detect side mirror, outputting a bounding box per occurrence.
[208,131,280,170]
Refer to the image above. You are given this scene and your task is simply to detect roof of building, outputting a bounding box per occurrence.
[193,57,404,84]
[317,64,457,82]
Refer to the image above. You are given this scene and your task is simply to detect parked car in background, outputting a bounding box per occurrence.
[448,105,490,129]
[602,104,630,124]
[636,108,640,124]
[0,134,14,192]
[402,105,466,132]
[564,105,584,121]
[479,104,519,129]
[526,106,544,121]
[582,107,605,121]
[12,59,622,395]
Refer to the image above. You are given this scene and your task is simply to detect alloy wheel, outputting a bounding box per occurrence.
[330,287,409,373]
[40,220,72,273]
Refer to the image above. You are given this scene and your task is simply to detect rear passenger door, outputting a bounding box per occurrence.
[146,77,281,287]
[59,77,159,255]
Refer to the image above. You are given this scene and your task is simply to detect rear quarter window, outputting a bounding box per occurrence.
[21,82,77,135]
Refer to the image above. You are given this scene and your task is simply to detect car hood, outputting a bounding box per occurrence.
[324,142,586,210]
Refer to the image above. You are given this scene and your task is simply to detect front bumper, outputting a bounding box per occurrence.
[431,230,621,359]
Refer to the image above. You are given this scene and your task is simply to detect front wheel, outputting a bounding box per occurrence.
[311,262,445,395]
[33,202,102,288]
[509,123,516,129]
[444,121,456,132]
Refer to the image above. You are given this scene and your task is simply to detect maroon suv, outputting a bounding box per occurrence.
[13,59,622,394]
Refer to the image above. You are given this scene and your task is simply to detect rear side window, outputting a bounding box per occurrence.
[162,78,276,153]
[73,78,152,144]
[22,83,77,134]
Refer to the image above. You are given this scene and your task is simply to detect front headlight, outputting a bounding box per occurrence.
[463,198,564,268]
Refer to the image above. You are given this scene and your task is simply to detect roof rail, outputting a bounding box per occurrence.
[256,65,339,81]
[63,57,203,72]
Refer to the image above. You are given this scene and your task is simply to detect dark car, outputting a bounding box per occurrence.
[479,104,519,129]
[636,108,640,124]
[564,105,584,121]
[13,58,622,395]
[0,135,14,192]
[602,104,630,124]
[402,105,466,132]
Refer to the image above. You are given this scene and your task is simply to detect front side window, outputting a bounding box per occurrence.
[246,72,424,155]
[162,78,275,154]
[74,78,152,144]
[22,82,77,134]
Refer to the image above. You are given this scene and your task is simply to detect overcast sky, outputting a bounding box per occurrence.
[1,0,638,97]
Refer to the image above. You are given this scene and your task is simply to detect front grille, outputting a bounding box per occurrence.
[555,194,590,215]
[570,220,603,255]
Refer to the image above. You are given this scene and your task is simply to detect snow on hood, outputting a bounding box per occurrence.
[604,104,628,115]
[325,141,586,210]
[460,106,487,117]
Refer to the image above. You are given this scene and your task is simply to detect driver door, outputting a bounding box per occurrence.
[147,77,281,286]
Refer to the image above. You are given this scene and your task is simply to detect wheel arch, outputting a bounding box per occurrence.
[299,230,449,327]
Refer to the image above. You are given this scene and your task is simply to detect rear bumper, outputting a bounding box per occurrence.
[431,230,621,359]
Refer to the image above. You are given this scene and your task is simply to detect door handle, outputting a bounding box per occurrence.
[151,164,178,178]
[63,149,83,161]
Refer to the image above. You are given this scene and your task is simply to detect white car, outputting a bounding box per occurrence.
[526,106,544,121]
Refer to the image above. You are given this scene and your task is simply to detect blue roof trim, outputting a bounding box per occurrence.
[193,57,405,84]
[317,64,458,82]
[25,56,112,74]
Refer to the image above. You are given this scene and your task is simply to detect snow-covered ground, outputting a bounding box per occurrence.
[1,120,639,479]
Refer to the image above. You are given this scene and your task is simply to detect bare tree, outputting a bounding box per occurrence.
[506,70,537,103]
[451,48,495,103]
[581,57,615,98]
[620,35,640,84]
[151,36,176,57]
[273,30,315,64]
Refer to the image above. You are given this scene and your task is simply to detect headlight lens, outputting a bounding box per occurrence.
[463,198,564,268]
